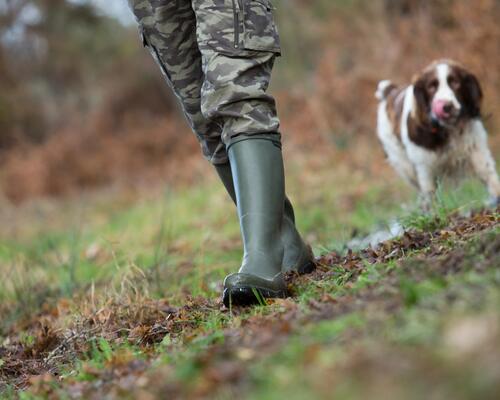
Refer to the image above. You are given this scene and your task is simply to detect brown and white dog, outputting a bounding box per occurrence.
[376,59,500,207]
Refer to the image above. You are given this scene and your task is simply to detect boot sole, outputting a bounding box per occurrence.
[223,286,288,308]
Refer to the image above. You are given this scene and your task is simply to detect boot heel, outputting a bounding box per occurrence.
[297,260,316,275]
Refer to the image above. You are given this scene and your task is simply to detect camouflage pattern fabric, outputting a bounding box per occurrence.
[128,0,282,164]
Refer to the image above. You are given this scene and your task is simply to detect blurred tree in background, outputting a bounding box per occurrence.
[0,0,171,151]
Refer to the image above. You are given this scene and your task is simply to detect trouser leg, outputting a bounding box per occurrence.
[129,0,286,163]
[192,0,282,148]
[128,0,228,164]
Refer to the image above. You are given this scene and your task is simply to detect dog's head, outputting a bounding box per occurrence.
[412,60,483,129]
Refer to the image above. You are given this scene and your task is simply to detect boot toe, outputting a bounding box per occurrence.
[223,273,288,307]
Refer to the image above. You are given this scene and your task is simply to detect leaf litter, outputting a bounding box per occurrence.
[0,207,498,398]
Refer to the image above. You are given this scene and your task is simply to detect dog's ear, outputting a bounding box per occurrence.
[412,74,431,125]
[460,72,483,118]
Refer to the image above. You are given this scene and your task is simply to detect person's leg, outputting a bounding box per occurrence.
[193,0,313,306]
[128,0,228,164]
[128,1,313,302]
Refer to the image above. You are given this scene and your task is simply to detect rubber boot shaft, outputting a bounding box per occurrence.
[215,163,314,275]
[223,139,288,306]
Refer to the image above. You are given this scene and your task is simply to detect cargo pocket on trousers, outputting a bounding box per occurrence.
[241,0,281,54]
[196,0,281,56]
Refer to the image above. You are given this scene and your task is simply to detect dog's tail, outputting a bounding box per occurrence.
[375,80,398,101]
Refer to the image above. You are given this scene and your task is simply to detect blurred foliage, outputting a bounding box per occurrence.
[0,0,499,202]
[0,0,441,150]
[0,0,171,151]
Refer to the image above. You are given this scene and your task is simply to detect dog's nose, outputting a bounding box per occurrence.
[443,103,454,114]
[432,99,455,119]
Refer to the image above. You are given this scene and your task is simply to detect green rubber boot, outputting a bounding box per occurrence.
[222,139,309,307]
[215,163,314,276]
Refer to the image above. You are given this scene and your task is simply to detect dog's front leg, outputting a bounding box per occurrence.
[469,122,500,206]
[415,165,436,211]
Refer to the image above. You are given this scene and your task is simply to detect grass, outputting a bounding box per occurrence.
[246,229,500,400]
[0,163,407,332]
[0,162,498,398]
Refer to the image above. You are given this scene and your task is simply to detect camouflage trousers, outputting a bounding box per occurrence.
[128,0,282,164]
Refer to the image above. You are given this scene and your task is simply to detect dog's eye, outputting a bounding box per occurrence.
[427,80,438,92]
[448,76,460,89]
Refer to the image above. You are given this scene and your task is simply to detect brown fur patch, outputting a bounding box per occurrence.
[448,64,483,119]
[385,85,407,140]
[411,68,437,126]
[407,113,449,150]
